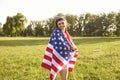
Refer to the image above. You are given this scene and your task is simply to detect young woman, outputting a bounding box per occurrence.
[41,16,78,80]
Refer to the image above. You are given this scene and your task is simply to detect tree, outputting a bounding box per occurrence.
[34,21,44,36]
[75,15,83,36]
[0,22,4,36]
[0,22,2,32]
[24,24,34,36]
[56,13,65,16]
[3,13,27,36]
[66,14,77,36]
[47,18,55,36]
[116,12,120,36]
[13,13,27,36]
[3,16,14,36]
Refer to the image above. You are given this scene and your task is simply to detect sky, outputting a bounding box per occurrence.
[0,0,120,24]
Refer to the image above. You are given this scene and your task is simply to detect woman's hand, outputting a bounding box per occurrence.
[71,44,77,51]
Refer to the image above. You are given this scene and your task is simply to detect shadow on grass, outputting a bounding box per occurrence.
[0,37,119,46]
[73,37,120,45]
[0,39,49,46]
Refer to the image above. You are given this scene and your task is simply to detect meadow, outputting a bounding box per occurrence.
[0,37,120,80]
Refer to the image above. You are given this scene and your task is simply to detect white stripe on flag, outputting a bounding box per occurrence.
[53,49,68,64]
[52,59,63,70]
[50,69,57,80]
[68,64,75,68]
[71,57,77,61]
[45,51,52,57]
[42,59,51,66]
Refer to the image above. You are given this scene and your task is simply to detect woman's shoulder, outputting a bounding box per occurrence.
[53,28,61,33]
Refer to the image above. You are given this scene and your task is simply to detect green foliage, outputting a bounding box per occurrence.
[3,13,27,36]
[66,14,78,36]
[116,12,120,36]
[56,13,65,16]
[47,18,56,36]
[24,12,118,37]
[35,22,44,36]
[23,24,34,36]
[0,23,5,36]
[2,12,120,37]
[0,37,120,80]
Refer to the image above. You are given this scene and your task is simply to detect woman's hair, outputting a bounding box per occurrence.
[55,16,66,27]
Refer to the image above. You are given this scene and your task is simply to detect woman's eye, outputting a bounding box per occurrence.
[58,22,64,25]
[58,23,61,25]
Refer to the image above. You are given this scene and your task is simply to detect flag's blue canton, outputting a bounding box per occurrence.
[49,28,72,61]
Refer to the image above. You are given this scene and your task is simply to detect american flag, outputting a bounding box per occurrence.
[41,28,78,80]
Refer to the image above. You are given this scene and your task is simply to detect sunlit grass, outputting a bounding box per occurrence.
[0,37,120,80]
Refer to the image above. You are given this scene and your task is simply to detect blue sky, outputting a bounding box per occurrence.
[0,0,120,24]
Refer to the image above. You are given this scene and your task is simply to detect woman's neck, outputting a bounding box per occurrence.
[61,28,66,33]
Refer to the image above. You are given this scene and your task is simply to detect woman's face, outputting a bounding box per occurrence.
[57,20,66,30]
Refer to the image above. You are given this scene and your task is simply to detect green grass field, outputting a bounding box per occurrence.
[0,37,120,80]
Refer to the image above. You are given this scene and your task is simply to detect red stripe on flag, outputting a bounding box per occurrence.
[51,64,59,72]
[74,53,78,58]
[53,54,64,66]
[44,55,52,61]
[46,47,53,53]
[41,63,51,70]
[50,74,54,80]
[69,60,75,64]
[68,67,73,72]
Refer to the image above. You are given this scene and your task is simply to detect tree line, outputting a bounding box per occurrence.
[0,12,120,37]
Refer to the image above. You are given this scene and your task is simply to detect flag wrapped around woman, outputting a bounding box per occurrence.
[41,28,78,80]
[41,16,78,80]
